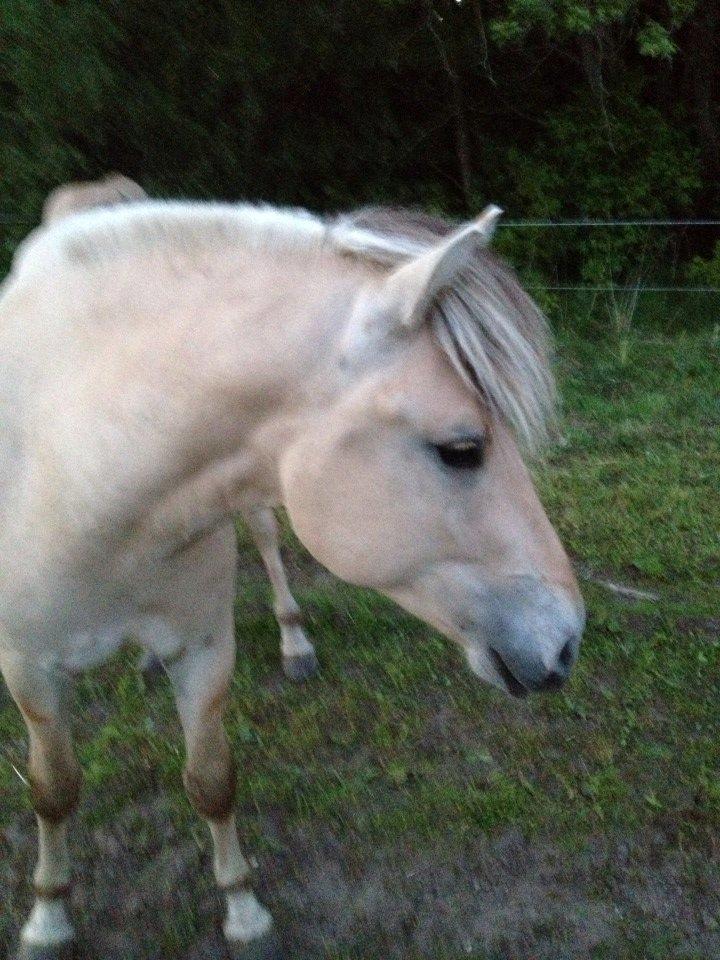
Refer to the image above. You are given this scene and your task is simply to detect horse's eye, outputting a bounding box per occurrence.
[434,438,484,470]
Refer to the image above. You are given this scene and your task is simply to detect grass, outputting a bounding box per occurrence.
[1,301,719,957]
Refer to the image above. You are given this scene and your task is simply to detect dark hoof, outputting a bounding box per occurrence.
[227,928,283,960]
[185,932,229,960]
[139,652,165,687]
[17,940,78,960]
[282,650,319,682]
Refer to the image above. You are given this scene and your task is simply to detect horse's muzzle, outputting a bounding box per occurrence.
[489,630,577,696]
[470,576,585,697]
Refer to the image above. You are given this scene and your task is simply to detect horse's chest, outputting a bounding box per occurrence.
[0,534,164,656]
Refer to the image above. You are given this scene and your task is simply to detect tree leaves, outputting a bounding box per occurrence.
[0,0,714,283]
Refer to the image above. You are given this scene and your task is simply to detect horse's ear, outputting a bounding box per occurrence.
[385,205,502,328]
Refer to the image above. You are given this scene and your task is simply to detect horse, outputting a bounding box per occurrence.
[0,182,585,959]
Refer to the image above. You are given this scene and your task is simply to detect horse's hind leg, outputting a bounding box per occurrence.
[241,506,318,681]
[1,650,80,960]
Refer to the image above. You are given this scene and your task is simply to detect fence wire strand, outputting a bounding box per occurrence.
[499,219,720,228]
[1,213,718,294]
[529,285,720,293]
[500,218,720,294]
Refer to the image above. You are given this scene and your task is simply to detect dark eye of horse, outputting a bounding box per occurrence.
[434,438,484,470]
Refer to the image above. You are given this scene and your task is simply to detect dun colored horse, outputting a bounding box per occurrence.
[0,178,584,959]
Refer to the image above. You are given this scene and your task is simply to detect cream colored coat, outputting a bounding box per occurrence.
[0,192,584,958]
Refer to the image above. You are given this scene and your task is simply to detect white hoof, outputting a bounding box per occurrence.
[223,889,274,945]
[20,901,75,953]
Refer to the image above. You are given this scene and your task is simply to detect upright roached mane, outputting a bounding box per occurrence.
[332,207,557,453]
[17,199,556,453]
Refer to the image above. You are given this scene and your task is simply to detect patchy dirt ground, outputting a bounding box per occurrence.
[2,767,719,959]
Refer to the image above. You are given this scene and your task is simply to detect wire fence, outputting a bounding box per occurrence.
[2,212,719,293]
[496,217,720,294]
[528,285,720,293]
[499,219,720,228]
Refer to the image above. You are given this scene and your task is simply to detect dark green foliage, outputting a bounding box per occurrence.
[0,1,718,284]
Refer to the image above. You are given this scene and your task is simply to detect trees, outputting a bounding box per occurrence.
[0,1,716,279]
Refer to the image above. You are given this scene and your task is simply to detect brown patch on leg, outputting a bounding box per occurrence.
[28,732,82,824]
[29,759,81,823]
[18,700,51,726]
[218,875,254,895]
[277,610,304,628]
[184,752,237,822]
[205,682,229,718]
[185,663,236,819]
[33,880,73,900]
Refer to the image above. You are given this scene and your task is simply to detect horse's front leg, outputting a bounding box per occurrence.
[165,617,280,959]
[241,506,318,681]
[1,649,81,960]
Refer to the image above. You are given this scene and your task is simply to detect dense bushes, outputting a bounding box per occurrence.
[1,1,717,281]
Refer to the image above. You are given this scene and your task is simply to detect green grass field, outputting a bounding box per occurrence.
[1,306,719,958]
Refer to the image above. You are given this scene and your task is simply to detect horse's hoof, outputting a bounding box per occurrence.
[139,651,165,687]
[226,928,283,960]
[16,940,78,960]
[282,650,319,682]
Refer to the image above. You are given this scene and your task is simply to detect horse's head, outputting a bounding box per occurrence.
[280,207,584,697]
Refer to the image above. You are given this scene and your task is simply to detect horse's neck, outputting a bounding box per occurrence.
[21,248,366,555]
[166,249,366,450]
[134,253,377,562]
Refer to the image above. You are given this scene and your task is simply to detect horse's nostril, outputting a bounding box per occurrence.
[489,647,528,698]
[558,637,575,669]
[539,670,566,692]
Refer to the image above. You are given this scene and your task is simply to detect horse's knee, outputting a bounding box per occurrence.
[29,756,81,823]
[184,745,237,821]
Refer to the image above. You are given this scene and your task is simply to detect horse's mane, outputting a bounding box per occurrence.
[16,196,555,452]
[332,207,557,454]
